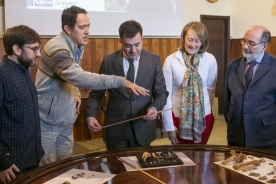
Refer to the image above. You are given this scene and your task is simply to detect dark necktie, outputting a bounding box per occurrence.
[245,61,258,89]
[127,59,134,82]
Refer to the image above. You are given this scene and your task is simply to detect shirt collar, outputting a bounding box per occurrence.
[247,52,264,64]
[122,51,140,62]
[76,45,83,53]
[3,55,29,73]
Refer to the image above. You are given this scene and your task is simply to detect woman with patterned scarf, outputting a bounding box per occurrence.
[162,21,217,144]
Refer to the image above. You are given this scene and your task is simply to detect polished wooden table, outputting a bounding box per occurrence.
[10,145,276,184]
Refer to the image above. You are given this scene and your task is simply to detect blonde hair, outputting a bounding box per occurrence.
[179,21,209,54]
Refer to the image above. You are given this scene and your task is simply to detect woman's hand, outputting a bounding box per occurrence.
[168,131,179,145]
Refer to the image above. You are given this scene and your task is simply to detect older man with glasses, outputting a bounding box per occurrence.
[224,25,276,150]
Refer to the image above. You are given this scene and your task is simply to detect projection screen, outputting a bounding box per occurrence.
[5,0,183,37]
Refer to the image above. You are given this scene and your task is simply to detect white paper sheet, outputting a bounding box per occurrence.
[214,155,276,183]
[43,168,116,184]
[120,152,196,171]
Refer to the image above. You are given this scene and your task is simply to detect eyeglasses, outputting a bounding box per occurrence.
[240,39,264,47]
[22,45,41,54]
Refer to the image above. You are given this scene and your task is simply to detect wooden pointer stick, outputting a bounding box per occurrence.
[102,105,183,129]
[117,156,165,184]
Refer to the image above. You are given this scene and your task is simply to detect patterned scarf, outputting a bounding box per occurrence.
[179,52,205,143]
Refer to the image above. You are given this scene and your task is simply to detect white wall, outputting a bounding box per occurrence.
[231,0,276,38]
[182,0,232,36]
[182,0,276,38]
[1,0,276,38]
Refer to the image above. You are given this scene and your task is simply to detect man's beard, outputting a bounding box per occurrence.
[18,54,35,69]
[242,50,262,61]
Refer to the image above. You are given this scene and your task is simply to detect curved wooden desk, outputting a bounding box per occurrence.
[10,145,276,184]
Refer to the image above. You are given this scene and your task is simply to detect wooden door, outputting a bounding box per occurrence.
[201,15,230,114]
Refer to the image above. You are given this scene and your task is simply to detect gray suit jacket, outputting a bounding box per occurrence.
[86,49,168,147]
[224,52,276,148]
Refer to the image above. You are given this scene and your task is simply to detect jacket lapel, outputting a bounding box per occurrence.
[135,51,145,86]
[175,51,185,66]
[236,57,247,89]
[133,50,148,99]
[113,50,125,77]
[113,50,132,97]
[250,52,271,85]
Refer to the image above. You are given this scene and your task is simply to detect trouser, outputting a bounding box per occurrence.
[106,122,146,150]
[39,120,74,166]
[172,112,214,144]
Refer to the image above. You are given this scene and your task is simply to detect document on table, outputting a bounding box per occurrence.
[43,168,115,184]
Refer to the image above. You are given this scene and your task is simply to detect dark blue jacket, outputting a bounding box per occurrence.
[224,52,276,148]
[0,56,44,171]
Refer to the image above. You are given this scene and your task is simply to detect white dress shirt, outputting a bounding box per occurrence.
[122,56,140,83]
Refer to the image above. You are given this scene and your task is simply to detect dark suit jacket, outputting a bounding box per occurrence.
[86,49,168,147]
[224,52,276,148]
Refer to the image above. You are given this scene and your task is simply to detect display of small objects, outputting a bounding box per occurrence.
[259,176,268,180]
[72,172,85,179]
[44,168,116,184]
[268,171,275,175]
[136,150,183,168]
[268,179,276,183]
[68,172,98,181]
[218,150,276,183]
[249,172,260,177]
[221,150,247,165]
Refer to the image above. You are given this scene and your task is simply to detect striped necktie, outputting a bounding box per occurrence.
[245,61,258,89]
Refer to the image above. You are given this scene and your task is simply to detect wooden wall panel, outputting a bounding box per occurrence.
[106,38,118,54]
[230,39,242,61]
[267,38,276,56]
[160,39,169,63]
[0,39,5,61]
[170,39,180,58]
[151,39,160,55]
[142,39,150,51]
[81,39,93,72]
[95,39,105,73]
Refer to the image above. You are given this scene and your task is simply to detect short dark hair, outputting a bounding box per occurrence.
[179,21,209,54]
[3,25,41,55]
[261,30,271,43]
[119,20,143,39]
[62,6,87,34]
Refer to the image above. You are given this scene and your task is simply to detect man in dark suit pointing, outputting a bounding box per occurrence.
[224,25,276,150]
[86,20,168,150]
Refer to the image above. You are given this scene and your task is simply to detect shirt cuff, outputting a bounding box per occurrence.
[148,106,157,112]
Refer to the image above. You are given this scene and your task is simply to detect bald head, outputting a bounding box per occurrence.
[241,25,271,61]
[246,25,271,43]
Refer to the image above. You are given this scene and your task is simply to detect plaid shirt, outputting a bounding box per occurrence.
[0,56,44,171]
